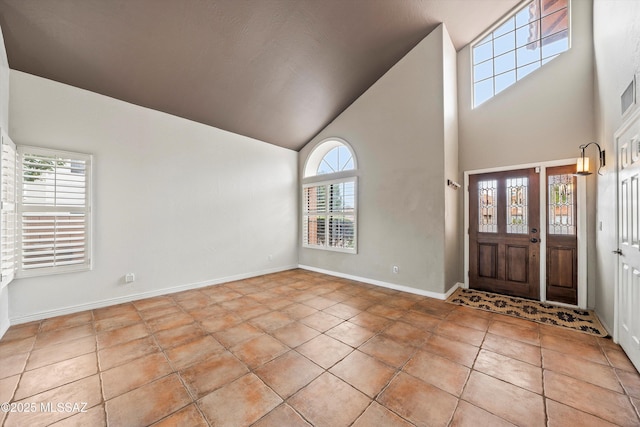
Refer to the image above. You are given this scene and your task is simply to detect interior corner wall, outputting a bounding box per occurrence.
[457,0,596,306]
[298,25,453,295]
[8,71,298,322]
[443,25,461,291]
[593,0,640,331]
[0,25,10,337]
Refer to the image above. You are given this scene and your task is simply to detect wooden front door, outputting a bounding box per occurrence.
[546,165,578,305]
[469,168,540,299]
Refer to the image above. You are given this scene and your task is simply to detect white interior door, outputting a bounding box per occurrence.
[617,108,640,372]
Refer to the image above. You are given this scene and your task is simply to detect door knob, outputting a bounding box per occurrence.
[531,228,538,233]
[530,238,539,243]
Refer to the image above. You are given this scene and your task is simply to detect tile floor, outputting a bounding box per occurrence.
[0,269,639,426]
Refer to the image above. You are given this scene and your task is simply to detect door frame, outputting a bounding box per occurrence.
[464,159,588,309]
[614,106,640,344]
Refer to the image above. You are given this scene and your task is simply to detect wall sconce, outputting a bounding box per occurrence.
[575,142,605,176]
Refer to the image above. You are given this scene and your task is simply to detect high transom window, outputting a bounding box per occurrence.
[303,138,357,253]
[472,0,570,107]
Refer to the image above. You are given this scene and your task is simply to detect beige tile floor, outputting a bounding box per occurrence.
[0,269,639,426]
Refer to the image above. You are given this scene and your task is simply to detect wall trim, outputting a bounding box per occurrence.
[298,264,459,300]
[9,264,298,325]
[597,310,613,338]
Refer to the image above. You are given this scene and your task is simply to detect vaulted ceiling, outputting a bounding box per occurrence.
[0,0,519,151]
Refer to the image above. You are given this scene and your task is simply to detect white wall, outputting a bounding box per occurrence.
[443,27,461,291]
[8,71,298,322]
[299,25,460,296]
[458,0,596,306]
[0,25,10,337]
[593,0,640,331]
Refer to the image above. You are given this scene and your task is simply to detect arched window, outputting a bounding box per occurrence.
[302,139,357,253]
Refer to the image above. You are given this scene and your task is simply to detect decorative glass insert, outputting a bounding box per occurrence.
[506,177,528,234]
[548,173,575,235]
[478,180,497,233]
[472,0,569,107]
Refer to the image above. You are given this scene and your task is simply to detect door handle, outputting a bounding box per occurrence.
[613,249,623,255]
[530,238,539,243]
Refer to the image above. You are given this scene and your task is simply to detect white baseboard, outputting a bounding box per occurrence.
[10,264,298,325]
[596,312,613,338]
[298,264,460,300]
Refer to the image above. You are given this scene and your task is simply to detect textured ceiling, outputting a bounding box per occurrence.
[0,0,520,151]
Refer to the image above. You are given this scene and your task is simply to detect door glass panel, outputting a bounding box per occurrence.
[478,180,497,233]
[548,173,575,235]
[506,177,528,234]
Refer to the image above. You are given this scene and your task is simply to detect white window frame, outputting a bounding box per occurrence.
[16,146,93,278]
[302,138,358,254]
[302,177,358,254]
[0,130,16,288]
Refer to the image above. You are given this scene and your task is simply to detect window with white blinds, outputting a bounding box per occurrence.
[303,178,357,253]
[0,131,16,288]
[17,146,92,276]
[302,138,358,253]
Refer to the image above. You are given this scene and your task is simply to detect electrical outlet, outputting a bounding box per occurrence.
[125,273,135,283]
[268,254,273,261]
[392,265,399,274]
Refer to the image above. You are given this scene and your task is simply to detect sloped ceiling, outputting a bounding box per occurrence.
[0,0,519,151]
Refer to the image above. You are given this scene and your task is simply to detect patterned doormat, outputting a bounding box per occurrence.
[447,288,608,337]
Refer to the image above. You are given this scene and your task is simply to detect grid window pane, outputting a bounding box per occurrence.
[516,41,541,67]
[542,9,568,39]
[473,0,569,107]
[494,32,515,56]
[474,60,494,83]
[474,78,494,106]
[516,21,538,48]
[517,61,541,79]
[494,17,515,37]
[495,70,516,94]
[473,41,493,65]
[494,51,516,75]
[542,30,569,59]
[516,3,538,28]
[541,0,567,17]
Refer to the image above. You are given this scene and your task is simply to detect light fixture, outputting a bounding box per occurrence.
[575,142,605,176]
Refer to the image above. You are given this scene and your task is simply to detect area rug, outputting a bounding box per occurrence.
[446,288,608,337]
